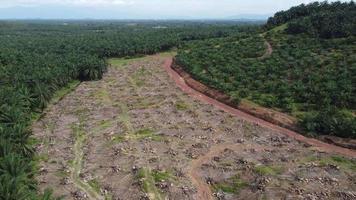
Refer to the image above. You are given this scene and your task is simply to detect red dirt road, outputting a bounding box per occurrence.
[162,58,356,158]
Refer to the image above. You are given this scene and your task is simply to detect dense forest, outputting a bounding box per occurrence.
[0,21,245,199]
[176,1,356,138]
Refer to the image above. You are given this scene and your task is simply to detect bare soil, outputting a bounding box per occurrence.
[33,54,356,200]
[259,36,273,59]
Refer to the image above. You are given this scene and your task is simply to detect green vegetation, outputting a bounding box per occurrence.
[175,100,189,111]
[152,170,174,183]
[88,179,101,193]
[109,128,163,143]
[253,165,284,176]
[70,117,105,200]
[158,50,178,58]
[110,135,126,143]
[132,129,163,142]
[136,168,170,200]
[130,67,150,87]
[266,1,355,39]
[326,156,356,171]
[304,155,356,172]
[98,120,113,130]
[50,80,80,104]
[109,57,147,68]
[176,1,356,138]
[0,21,245,199]
[54,170,69,179]
[212,175,248,194]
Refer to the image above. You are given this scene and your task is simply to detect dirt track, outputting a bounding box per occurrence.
[259,38,273,59]
[33,54,356,200]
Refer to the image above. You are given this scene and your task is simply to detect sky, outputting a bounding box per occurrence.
[0,0,350,19]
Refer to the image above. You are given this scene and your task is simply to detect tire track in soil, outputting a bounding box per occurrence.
[117,63,164,199]
[70,80,112,200]
[70,120,105,200]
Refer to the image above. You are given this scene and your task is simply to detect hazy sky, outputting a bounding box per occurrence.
[0,0,350,19]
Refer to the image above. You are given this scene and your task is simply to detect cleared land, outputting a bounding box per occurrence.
[33,53,356,200]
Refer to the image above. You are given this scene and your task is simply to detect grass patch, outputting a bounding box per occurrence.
[98,120,113,129]
[74,107,90,118]
[254,165,284,176]
[175,100,189,111]
[132,96,165,110]
[152,170,173,182]
[90,119,113,135]
[158,50,177,57]
[136,168,164,200]
[105,195,113,200]
[50,80,81,104]
[30,112,42,123]
[88,179,101,193]
[131,129,163,141]
[109,51,176,69]
[135,168,174,199]
[135,66,150,76]
[117,103,133,134]
[108,58,129,68]
[95,88,111,104]
[55,170,69,178]
[108,128,164,144]
[300,155,356,172]
[329,156,356,170]
[131,77,145,87]
[130,67,149,88]
[134,99,158,109]
[28,137,41,146]
[71,123,86,141]
[266,23,288,34]
[34,153,49,163]
[108,56,146,68]
[212,175,248,194]
[110,135,125,144]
